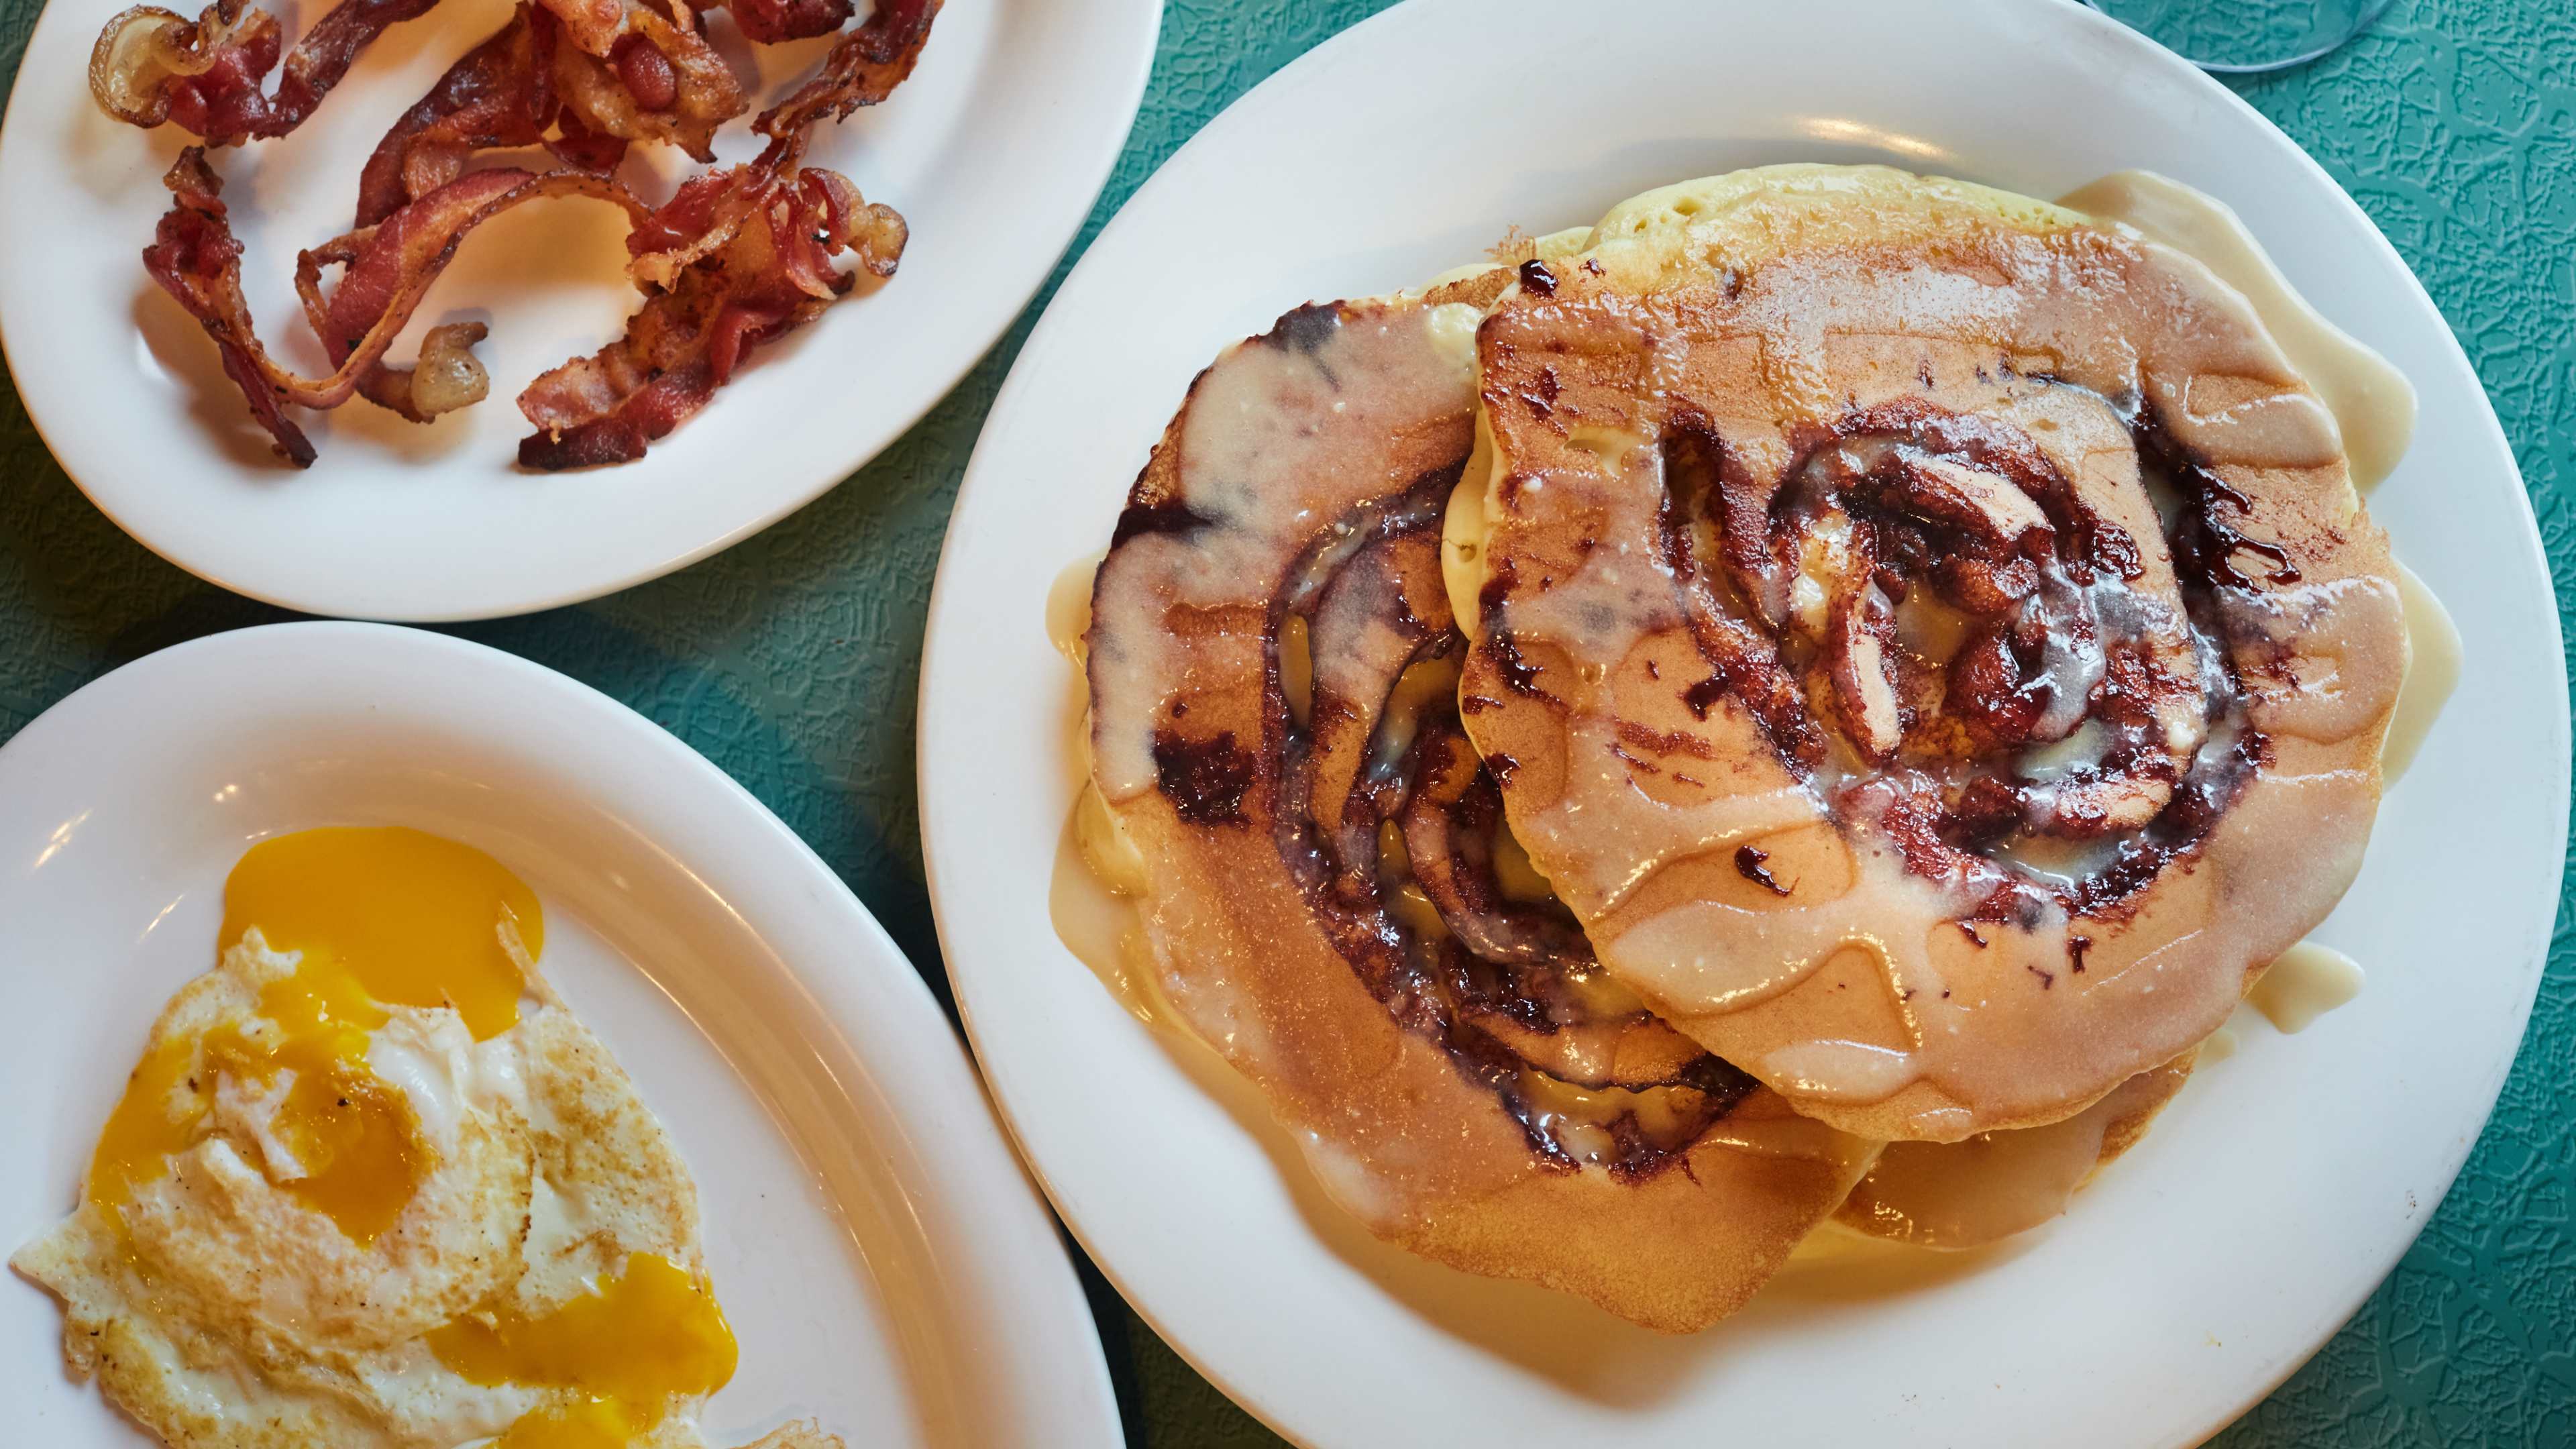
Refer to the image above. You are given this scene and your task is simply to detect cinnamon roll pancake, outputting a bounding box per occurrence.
[1456,165,2408,1141]
[1079,262,1874,1332]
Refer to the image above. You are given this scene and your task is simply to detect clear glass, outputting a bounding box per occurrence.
[2086,0,2396,73]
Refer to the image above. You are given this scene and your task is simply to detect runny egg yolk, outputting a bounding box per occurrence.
[429,1252,739,1445]
[221,825,543,1040]
[84,828,544,1244]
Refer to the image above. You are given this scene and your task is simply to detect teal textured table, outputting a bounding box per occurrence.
[0,1,2567,1442]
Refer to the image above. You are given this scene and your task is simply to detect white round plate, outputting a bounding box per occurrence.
[917,1,2567,1445]
[0,622,1121,1448]
[0,0,1157,621]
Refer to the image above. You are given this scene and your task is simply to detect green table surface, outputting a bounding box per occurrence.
[1,0,2569,1443]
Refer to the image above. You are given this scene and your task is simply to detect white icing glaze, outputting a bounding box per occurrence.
[2197,1014,2241,1063]
[1049,552,1162,1022]
[2058,170,2416,491]
[1460,166,2407,1137]
[2228,576,2410,743]
[2249,941,2365,1033]
[1087,305,1484,801]
[2383,559,2462,783]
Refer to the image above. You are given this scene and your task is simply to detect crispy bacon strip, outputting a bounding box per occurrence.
[510,0,934,468]
[92,0,749,154]
[355,0,744,232]
[516,153,903,468]
[755,0,942,138]
[90,0,441,142]
[724,0,851,44]
[146,149,643,464]
[547,0,746,162]
[355,7,559,227]
[131,0,938,466]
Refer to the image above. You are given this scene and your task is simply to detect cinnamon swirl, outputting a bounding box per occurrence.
[1456,165,2408,1141]
[1078,264,1874,1332]
[1059,162,2424,1330]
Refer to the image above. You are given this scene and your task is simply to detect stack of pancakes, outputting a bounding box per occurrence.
[1075,165,2406,1332]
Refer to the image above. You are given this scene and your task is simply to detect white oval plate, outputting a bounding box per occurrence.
[917,1,2567,1444]
[0,622,1121,1448]
[0,0,1157,621]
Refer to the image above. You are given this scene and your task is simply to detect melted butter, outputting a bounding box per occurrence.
[2197,1007,2243,1064]
[1375,654,1463,773]
[1891,588,1974,666]
[1377,821,1453,942]
[223,826,542,1042]
[1387,881,1450,941]
[2249,941,2365,1033]
[1279,616,1315,727]
[2057,170,2416,491]
[2383,560,2462,783]
[1513,1069,1705,1163]
[1052,550,1176,1024]
[1488,822,1558,904]
[430,1251,736,1444]
[1441,407,1499,640]
[1421,300,1485,370]
[1051,799,1164,1026]
[89,828,539,1243]
[1046,551,1105,667]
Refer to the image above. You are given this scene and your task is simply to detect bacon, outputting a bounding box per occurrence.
[123,0,941,467]
[506,0,927,472]
[755,0,942,139]
[355,1,749,231]
[724,0,851,44]
[90,0,441,142]
[541,0,626,55]
[146,149,645,464]
[517,155,904,468]
[354,8,559,227]
[91,0,752,154]
[545,0,746,162]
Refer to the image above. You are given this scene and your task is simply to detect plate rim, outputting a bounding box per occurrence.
[0,619,1126,1448]
[0,0,1161,623]
[915,0,2570,1444]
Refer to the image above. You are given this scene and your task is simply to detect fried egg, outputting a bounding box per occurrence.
[13,826,841,1449]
